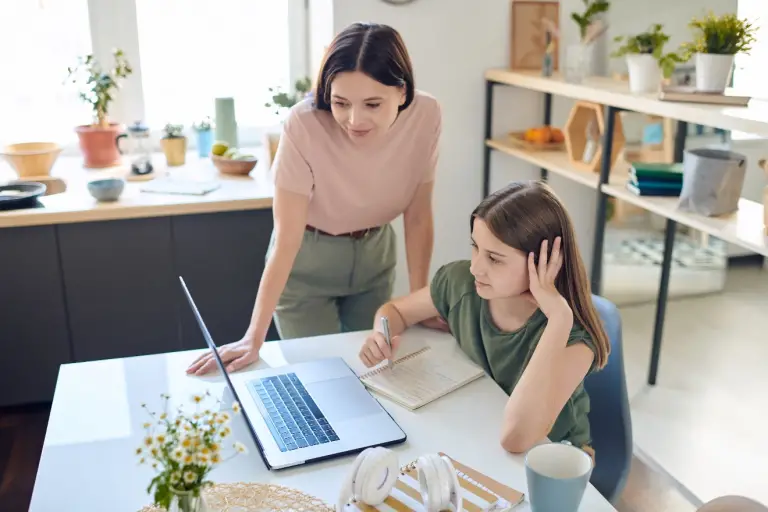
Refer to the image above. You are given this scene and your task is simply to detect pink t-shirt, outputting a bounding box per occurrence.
[272,90,441,235]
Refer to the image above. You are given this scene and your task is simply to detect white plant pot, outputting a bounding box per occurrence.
[695,53,735,93]
[626,54,661,93]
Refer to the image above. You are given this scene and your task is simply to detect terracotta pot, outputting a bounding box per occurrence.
[161,137,187,166]
[75,124,123,168]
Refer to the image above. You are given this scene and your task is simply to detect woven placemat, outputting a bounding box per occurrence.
[138,482,334,512]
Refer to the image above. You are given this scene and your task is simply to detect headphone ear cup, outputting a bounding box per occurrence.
[441,456,463,511]
[339,446,399,510]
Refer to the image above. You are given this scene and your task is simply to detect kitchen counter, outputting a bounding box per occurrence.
[1,150,279,407]
[0,150,274,228]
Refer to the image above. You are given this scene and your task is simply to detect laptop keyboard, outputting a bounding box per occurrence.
[250,373,339,452]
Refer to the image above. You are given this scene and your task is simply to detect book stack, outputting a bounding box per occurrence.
[626,162,684,197]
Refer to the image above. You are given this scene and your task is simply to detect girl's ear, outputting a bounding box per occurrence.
[399,85,406,106]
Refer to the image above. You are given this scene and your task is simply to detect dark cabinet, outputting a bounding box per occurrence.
[173,209,279,351]
[0,226,72,406]
[57,217,181,362]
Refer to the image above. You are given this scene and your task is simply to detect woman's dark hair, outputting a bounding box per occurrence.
[314,22,415,112]
[471,180,611,370]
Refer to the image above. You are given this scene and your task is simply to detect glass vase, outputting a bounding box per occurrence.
[564,43,592,84]
[169,488,209,512]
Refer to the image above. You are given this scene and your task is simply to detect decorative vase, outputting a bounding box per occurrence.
[626,54,661,93]
[75,123,123,168]
[564,43,593,84]
[196,129,213,158]
[214,97,238,148]
[168,487,209,512]
[161,137,187,166]
[695,53,735,93]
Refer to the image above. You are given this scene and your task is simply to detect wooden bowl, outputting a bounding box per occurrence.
[211,154,258,175]
[1,142,62,178]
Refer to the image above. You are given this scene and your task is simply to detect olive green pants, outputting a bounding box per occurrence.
[267,224,397,340]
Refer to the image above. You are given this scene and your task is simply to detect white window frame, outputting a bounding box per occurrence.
[59,0,309,155]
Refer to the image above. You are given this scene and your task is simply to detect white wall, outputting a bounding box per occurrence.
[310,0,608,297]
[309,0,747,297]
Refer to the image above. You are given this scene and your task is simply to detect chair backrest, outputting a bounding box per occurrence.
[584,294,633,503]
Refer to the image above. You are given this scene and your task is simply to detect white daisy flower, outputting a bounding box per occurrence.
[233,441,248,454]
[171,448,185,462]
[171,471,182,484]
[191,394,204,404]
[232,402,241,414]
[183,471,197,484]
[210,453,222,464]
[143,436,154,447]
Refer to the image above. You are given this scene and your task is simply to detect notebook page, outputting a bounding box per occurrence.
[363,352,484,408]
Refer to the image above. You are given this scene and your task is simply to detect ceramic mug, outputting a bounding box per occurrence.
[525,441,593,512]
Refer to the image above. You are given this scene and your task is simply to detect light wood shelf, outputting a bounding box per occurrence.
[601,183,768,258]
[486,137,768,257]
[485,69,768,137]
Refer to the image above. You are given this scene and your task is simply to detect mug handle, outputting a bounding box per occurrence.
[115,133,128,155]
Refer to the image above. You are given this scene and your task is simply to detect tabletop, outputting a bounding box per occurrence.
[28,327,616,511]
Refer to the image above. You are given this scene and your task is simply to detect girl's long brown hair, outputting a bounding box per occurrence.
[471,180,610,369]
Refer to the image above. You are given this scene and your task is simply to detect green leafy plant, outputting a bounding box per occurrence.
[66,48,133,128]
[163,123,185,139]
[571,0,610,40]
[611,24,685,78]
[681,11,757,58]
[265,76,313,115]
[192,116,213,132]
[137,392,248,511]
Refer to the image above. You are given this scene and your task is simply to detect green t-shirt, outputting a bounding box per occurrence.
[429,260,597,447]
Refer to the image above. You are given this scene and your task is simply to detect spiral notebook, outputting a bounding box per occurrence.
[358,346,485,410]
[342,452,525,511]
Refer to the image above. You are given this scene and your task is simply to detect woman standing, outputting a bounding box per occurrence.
[188,22,443,375]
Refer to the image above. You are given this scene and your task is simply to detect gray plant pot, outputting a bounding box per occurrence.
[677,148,747,216]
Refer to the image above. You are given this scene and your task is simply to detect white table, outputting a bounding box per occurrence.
[29,327,616,511]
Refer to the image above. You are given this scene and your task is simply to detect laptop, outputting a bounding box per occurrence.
[179,276,407,470]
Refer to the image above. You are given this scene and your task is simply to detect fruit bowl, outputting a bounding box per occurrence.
[508,126,565,151]
[211,154,258,175]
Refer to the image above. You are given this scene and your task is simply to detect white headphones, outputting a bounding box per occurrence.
[337,447,463,511]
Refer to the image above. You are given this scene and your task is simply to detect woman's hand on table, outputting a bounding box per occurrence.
[186,336,262,376]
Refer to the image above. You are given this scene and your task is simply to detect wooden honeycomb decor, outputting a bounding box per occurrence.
[564,101,626,173]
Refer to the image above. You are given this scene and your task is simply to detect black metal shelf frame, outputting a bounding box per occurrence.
[482,78,688,386]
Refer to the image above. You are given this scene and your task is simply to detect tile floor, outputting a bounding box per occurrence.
[619,263,768,507]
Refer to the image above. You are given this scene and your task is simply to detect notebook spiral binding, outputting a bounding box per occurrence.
[359,346,431,380]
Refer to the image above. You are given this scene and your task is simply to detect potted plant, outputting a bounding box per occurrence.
[680,11,757,93]
[192,117,214,158]
[612,24,684,93]
[66,49,132,168]
[161,123,187,166]
[137,392,248,512]
[566,0,610,83]
[263,77,313,166]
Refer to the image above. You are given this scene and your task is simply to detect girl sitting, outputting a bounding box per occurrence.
[359,180,610,456]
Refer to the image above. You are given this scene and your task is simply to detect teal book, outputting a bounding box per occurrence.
[626,182,681,197]
[630,162,684,181]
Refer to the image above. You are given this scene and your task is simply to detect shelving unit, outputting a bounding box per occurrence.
[483,69,768,386]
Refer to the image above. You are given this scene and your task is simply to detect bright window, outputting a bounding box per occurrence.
[0,0,93,147]
[134,0,292,134]
[0,0,306,152]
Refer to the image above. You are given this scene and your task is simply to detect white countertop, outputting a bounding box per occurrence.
[29,327,616,511]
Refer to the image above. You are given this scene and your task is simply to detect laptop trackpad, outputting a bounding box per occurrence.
[307,377,383,423]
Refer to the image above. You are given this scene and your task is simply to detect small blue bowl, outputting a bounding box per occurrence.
[87,178,125,202]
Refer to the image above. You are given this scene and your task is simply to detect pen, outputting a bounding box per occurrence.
[381,316,393,369]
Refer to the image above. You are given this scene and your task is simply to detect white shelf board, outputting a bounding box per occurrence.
[485,69,768,137]
[601,183,768,258]
[485,138,604,189]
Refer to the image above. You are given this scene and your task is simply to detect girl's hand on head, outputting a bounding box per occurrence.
[524,237,571,320]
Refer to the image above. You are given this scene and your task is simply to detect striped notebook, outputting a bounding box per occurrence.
[342,453,525,511]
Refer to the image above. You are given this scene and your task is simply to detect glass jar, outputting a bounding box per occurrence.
[564,44,593,84]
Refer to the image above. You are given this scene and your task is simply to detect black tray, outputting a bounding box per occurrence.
[0,181,47,210]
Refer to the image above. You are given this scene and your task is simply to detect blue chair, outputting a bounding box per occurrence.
[584,294,633,503]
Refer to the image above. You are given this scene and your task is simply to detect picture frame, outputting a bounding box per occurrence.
[510,0,560,71]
